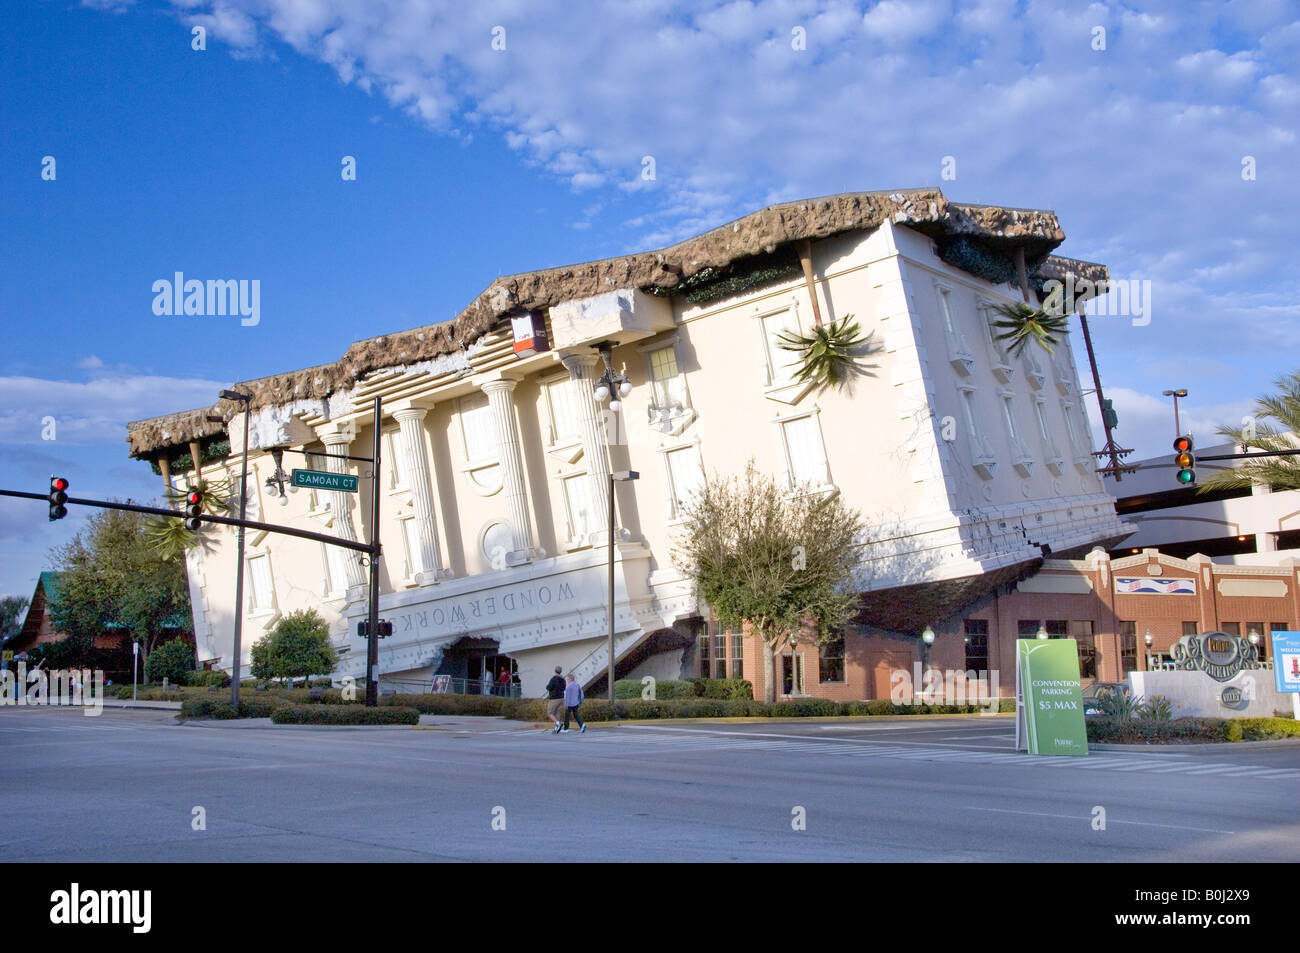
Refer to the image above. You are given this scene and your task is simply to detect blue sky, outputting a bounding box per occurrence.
[1,0,1297,600]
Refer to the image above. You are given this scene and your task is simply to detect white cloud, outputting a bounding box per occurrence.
[77,356,104,369]
[0,373,228,446]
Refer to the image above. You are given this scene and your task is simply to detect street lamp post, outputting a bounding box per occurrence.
[920,625,936,702]
[220,388,253,710]
[1162,389,1188,437]
[591,342,635,705]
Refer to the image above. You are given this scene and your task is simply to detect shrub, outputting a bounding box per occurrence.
[1137,694,1175,724]
[612,678,697,699]
[145,639,195,685]
[1223,717,1300,742]
[691,678,755,700]
[270,705,420,726]
[185,670,231,688]
[181,698,239,719]
[501,698,549,721]
[770,698,839,717]
[378,693,504,716]
[237,695,291,718]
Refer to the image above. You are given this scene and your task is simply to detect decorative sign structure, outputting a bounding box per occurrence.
[431,674,452,694]
[510,310,550,357]
[1114,576,1196,595]
[292,469,358,493]
[1171,631,1257,683]
[1015,639,1089,756]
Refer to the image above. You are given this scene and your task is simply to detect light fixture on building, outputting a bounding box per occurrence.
[1036,624,1049,640]
[921,626,936,646]
[1144,630,1154,648]
[1248,629,1260,646]
[1237,535,1247,542]
[592,342,632,412]
[264,448,290,506]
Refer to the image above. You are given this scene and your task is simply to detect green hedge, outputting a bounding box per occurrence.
[270,705,420,726]
[377,693,504,715]
[501,696,1012,721]
[1086,716,1300,744]
[185,670,232,688]
[180,695,291,719]
[611,678,755,700]
[690,678,755,700]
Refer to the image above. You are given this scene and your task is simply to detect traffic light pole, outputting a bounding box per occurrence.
[366,396,382,707]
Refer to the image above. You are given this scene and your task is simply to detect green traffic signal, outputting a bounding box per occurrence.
[1173,435,1195,486]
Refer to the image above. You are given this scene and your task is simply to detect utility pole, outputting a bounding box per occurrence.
[366,396,382,707]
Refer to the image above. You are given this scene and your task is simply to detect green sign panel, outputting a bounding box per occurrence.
[1017,639,1089,756]
[291,469,358,493]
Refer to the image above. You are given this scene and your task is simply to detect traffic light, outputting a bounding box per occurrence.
[357,619,393,639]
[1173,435,1195,485]
[184,489,204,530]
[48,477,68,521]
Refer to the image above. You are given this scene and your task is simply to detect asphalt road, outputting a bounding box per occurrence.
[3,707,1298,862]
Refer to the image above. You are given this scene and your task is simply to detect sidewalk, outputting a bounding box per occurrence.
[100,698,182,711]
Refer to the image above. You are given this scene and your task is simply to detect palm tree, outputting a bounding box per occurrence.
[776,316,875,387]
[1197,370,1300,493]
[990,301,1069,356]
[144,475,235,560]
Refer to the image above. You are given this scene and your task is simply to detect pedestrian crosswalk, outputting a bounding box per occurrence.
[487,727,1300,782]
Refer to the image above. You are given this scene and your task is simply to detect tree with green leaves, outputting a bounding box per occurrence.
[672,464,865,703]
[0,595,29,645]
[1198,370,1300,493]
[250,609,337,686]
[144,637,195,684]
[48,506,192,667]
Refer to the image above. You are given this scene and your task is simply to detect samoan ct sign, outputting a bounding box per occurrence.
[291,469,358,493]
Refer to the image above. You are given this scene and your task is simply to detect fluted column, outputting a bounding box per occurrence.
[560,352,612,534]
[320,428,368,591]
[393,406,445,583]
[481,377,535,561]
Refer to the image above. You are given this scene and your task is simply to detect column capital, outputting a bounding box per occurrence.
[317,426,355,449]
[392,405,430,425]
[559,351,601,374]
[479,375,519,397]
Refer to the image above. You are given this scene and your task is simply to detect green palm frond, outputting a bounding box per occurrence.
[1198,370,1300,493]
[991,302,1069,356]
[776,316,876,388]
[146,475,237,561]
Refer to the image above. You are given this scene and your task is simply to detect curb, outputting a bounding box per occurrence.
[510,712,1016,727]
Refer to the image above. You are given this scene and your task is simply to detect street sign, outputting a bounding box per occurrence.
[1015,639,1089,756]
[292,469,359,493]
[1,650,12,662]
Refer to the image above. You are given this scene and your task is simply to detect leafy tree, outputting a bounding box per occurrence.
[0,595,29,644]
[1199,370,1300,492]
[672,464,865,703]
[26,632,95,670]
[48,506,192,666]
[144,637,195,684]
[250,609,337,686]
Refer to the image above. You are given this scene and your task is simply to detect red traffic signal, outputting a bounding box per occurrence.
[48,476,69,521]
[184,488,204,530]
[1172,435,1195,485]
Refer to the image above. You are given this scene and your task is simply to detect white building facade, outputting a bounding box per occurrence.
[128,189,1133,698]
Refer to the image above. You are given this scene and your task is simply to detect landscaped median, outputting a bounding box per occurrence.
[1088,716,1300,745]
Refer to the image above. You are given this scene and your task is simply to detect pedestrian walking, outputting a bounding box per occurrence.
[561,673,586,733]
[545,666,567,733]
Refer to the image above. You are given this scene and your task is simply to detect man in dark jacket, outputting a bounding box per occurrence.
[545,666,567,734]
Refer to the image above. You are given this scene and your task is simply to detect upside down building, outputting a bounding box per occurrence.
[126,188,1133,699]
